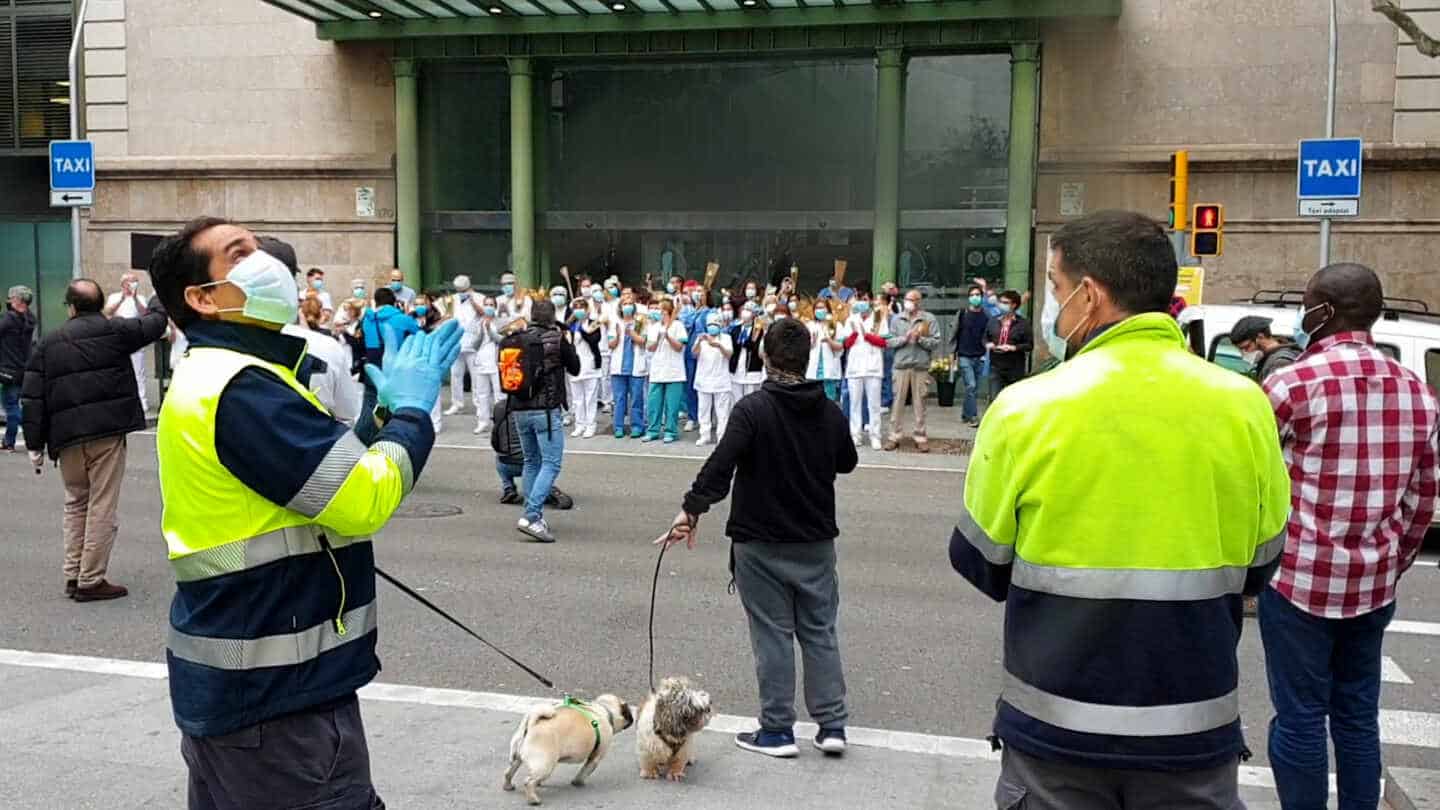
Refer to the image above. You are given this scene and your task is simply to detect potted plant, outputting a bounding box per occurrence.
[930,355,956,407]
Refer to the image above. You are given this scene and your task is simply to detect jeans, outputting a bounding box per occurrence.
[957,355,984,421]
[646,380,686,440]
[495,456,523,491]
[514,409,564,523]
[1,382,20,448]
[612,374,646,434]
[1260,586,1395,810]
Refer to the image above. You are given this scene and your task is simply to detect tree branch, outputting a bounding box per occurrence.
[1375,0,1440,57]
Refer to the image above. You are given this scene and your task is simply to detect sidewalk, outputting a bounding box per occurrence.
[0,654,1351,810]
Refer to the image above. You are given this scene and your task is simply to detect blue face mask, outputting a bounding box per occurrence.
[502,283,515,296]
[706,324,721,336]
[969,295,984,308]
[997,303,1013,315]
[310,278,324,290]
[666,283,678,295]
[352,287,365,299]
[483,306,496,317]
[648,310,662,322]
[552,295,567,308]
[607,286,619,298]
[815,310,828,321]
[414,305,429,318]
[622,304,636,317]
[201,249,299,326]
[854,301,871,315]
[1293,303,1329,350]
[389,281,403,292]
[592,290,605,302]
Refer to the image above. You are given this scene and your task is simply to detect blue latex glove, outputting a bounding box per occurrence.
[364,319,463,414]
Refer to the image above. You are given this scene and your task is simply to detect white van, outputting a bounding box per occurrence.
[1181,290,1440,394]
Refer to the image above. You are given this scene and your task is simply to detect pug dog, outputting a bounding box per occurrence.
[636,676,713,781]
[503,694,634,806]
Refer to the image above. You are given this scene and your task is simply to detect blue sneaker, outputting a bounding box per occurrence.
[735,728,798,758]
[813,728,846,755]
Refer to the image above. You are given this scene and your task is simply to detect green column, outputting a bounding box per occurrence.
[533,66,551,287]
[1004,43,1040,297]
[509,57,536,290]
[394,58,421,288]
[871,47,905,289]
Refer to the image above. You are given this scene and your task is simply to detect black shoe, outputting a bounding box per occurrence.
[735,728,798,758]
[499,488,522,505]
[813,727,847,755]
[64,579,77,598]
[545,488,574,510]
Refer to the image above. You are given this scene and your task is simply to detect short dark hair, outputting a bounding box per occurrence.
[532,298,556,325]
[307,268,324,278]
[1049,210,1176,316]
[65,279,104,313]
[763,318,810,376]
[149,216,229,328]
[373,287,396,307]
[1229,316,1274,345]
[1000,290,1023,308]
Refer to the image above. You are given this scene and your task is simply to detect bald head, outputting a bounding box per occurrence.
[66,279,104,314]
[1304,262,1383,341]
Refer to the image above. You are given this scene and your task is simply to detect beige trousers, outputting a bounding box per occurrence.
[889,368,931,441]
[59,435,127,588]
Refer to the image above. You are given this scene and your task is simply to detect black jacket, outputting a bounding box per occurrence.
[727,323,765,375]
[0,306,36,382]
[984,315,1033,372]
[682,380,857,544]
[509,324,580,412]
[568,323,604,372]
[22,308,168,459]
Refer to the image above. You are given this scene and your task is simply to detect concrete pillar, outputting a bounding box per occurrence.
[871,47,905,290]
[394,58,421,287]
[533,66,551,288]
[1004,43,1040,298]
[509,57,536,290]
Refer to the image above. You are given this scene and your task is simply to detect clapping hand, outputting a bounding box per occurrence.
[654,510,699,550]
[363,319,463,414]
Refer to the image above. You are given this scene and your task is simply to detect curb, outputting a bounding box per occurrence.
[1385,765,1439,810]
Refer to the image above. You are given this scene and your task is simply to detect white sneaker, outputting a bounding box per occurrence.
[473,422,491,435]
[563,414,574,427]
[852,434,863,447]
[570,425,584,438]
[696,437,710,447]
[880,406,890,415]
[517,516,531,530]
[683,419,697,432]
[444,404,463,416]
[870,436,883,451]
[582,426,596,439]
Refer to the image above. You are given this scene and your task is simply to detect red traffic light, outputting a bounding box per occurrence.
[1193,204,1222,230]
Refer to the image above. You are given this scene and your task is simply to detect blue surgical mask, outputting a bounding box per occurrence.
[310,278,324,290]
[483,306,497,317]
[352,287,365,299]
[998,303,1013,315]
[202,249,300,326]
[969,295,983,308]
[414,305,429,318]
[1293,303,1329,350]
[592,289,605,302]
[1041,279,1085,362]
[815,310,828,321]
[606,286,619,298]
[666,283,677,294]
[622,304,636,317]
[855,301,871,315]
[572,309,585,321]
[502,283,515,296]
[551,295,567,308]
[648,310,662,322]
[706,324,721,336]
[389,281,403,292]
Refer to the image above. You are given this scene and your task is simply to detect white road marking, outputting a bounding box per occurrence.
[1381,709,1440,748]
[0,646,1365,790]
[1382,656,1415,685]
[1389,620,1440,637]
[130,430,964,475]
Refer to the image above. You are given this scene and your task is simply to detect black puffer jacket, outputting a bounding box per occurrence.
[0,306,36,382]
[22,308,168,459]
[509,324,580,413]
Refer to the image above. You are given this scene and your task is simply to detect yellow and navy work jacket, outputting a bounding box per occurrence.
[951,313,1290,771]
[157,320,433,738]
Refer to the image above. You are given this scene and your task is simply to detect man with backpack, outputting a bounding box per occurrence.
[499,299,579,543]
[490,397,574,510]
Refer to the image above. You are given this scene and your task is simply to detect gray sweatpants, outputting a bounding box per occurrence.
[732,540,848,731]
[996,747,1244,810]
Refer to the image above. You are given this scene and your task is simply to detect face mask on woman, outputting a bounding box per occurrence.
[622,304,636,317]
[414,305,429,318]
[592,289,605,302]
[968,294,983,308]
[389,281,403,292]
[997,302,1013,315]
[502,283,515,296]
[483,306,497,317]
[551,295,567,308]
[649,310,663,322]
[666,283,678,295]
[745,287,757,299]
[854,301,871,315]
[352,287,365,299]
[814,309,828,321]
[706,324,721,337]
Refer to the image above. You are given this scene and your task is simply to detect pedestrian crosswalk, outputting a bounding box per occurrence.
[1379,621,1439,751]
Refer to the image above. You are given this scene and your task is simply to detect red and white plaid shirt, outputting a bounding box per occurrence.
[1263,332,1439,618]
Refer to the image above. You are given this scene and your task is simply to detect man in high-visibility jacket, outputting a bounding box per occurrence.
[951,210,1291,810]
[147,217,461,810]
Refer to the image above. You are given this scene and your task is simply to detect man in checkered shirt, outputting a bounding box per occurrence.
[1259,263,1439,810]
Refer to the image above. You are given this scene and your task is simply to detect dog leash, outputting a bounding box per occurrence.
[375,565,556,690]
[648,514,695,692]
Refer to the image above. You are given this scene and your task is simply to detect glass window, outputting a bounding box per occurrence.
[902,54,1011,211]
[1209,336,1255,377]
[1427,349,1440,396]
[420,65,510,212]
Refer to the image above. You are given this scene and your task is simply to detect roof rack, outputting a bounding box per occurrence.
[1243,290,1435,320]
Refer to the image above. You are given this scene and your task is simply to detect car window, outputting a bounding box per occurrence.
[1376,343,1400,361]
[1210,336,1254,377]
[1427,349,1440,395]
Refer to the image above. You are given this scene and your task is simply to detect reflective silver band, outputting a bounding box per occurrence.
[370,440,415,494]
[168,601,376,671]
[956,507,1014,566]
[1003,672,1238,738]
[286,432,368,518]
[1011,560,1249,601]
[171,526,369,583]
[1251,529,1286,567]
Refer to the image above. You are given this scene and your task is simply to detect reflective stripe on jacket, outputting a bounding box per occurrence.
[951,313,1291,771]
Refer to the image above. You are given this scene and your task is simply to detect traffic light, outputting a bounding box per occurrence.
[1168,151,1189,230]
[1190,203,1224,256]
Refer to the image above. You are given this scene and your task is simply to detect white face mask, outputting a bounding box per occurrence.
[199,249,299,326]
[903,299,916,313]
[1040,278,1086,362]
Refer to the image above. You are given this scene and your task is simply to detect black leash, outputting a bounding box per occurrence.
[375,565,555,690]
[647,541,669,693]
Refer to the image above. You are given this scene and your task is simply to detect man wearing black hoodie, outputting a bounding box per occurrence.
[662,317,858,759]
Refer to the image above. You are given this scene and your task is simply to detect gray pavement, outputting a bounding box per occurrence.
[0,424,1435,806]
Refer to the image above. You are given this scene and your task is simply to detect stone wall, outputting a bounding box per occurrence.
[1035,1,1440,309]
[82,0,397,294]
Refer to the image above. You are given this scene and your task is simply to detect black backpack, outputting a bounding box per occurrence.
[498,329,547,400]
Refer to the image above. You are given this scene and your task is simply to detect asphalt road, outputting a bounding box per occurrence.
[0,431,1436,771]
